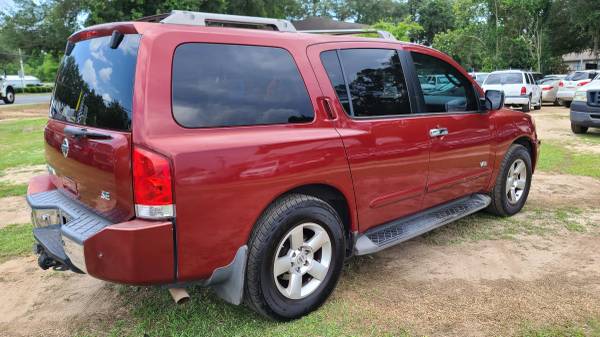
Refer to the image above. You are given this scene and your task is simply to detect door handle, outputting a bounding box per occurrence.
[429,128,449,137]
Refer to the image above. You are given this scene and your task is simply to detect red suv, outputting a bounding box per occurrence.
[27,11,539,320]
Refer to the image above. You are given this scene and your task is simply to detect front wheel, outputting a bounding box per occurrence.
[522,97,531,112]
[534,96,542,110]
[244,194,345,321]
[571,123,588,134]
[2,88,14,104]
[487,144,532,216]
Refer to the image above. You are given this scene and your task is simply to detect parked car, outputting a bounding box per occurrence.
[0,71,15,104]
[531,72,544,83]
[470,72,489,86]
[544,74,566,81]
[3,75,42,89]
[538,78,561,105]
[482,70,542,112]
[556,70,599,107]
[27,11,539,321]
[570,80,600,134]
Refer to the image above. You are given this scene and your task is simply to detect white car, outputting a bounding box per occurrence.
[482,70,542,112]
[556,70,598,107]
[469,72,489,86]
[0,72,16,104]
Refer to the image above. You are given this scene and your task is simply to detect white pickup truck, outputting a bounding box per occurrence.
[0,72,15,104]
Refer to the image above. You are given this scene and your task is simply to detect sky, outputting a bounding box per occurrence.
[0,0,14,14]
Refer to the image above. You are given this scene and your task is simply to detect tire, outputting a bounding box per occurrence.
[571,123,588,134]
[553,98,560,106]
[486,144,532,217]
[244,194,345,321]
[522,97,531,112]
[534,96,541,110]
[2,87,15,104]
[564,100,572,108]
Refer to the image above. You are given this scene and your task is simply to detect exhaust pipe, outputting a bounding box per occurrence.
[168,288,190,304]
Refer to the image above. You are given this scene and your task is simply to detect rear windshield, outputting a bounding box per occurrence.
[485,73,523,85]
[50,34,140,131]
[565,71,596,81]
[172,43,314,128]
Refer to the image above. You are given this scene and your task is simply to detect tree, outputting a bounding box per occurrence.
[414,0,455,45]
[372,18,423,42]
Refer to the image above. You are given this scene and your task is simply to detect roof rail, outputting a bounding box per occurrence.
[297,29,396,41]
[157,10,296,32]
[137,11,396,40]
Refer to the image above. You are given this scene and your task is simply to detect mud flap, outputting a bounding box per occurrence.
[204,245,248,305]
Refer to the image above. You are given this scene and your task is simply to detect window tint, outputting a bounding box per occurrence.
[320,51,351,114]
[485,73,523,85]
[172,43,314,128]
[51,35,140,131]
[411,52,478,113]
[322,49,411,117]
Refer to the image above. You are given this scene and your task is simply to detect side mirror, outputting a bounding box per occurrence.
[483,90,504,111]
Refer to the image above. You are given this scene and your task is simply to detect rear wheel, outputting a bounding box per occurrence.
[244,194,345,321]
[2,87,14,104]
[564,100,572,108]
[487,144,532,216]
[571,123,588,134]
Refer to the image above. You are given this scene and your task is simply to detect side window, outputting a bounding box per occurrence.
[321,51,351,114]
[411,52,478,113]
[526,73,532,84]
[321,49,411,117]
[172,43,314,128]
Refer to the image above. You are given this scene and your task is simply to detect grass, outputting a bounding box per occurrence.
[520,319,600,337]
[0,181,27,198]
[77,286,411,337]
[0,118,46,172]
[537,141,600,178]
[0,223,33,263]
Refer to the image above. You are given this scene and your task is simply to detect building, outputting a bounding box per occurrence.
[562,51,599,71]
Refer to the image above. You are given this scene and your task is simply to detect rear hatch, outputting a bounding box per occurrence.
[483,72,524,96]
[46,34,141,222]
[562,71,596,90]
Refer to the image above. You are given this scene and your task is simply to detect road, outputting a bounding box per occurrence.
[0,93,51,106]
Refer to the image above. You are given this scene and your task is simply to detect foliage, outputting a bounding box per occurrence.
[372,18,423,42]
[0,0,598,77]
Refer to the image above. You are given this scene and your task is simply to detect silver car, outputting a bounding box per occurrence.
[556,70,598,107]
[538,78,561,104]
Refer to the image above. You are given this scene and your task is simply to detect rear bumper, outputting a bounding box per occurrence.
[570,102,600,127]
[27,174,175,285]
[504,95,529,105]
[556,90,575,100]
[542,91,556,102]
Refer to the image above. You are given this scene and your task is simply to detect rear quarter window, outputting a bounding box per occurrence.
[172,43,314,128]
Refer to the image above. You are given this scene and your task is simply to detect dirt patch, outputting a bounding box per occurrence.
[0,104,48,121]
[0,256,125,337]
[0,165,46,185]
[533,105,600,154]
[0,196,30,228]
[337,234,600,337]
[528,172,600,208]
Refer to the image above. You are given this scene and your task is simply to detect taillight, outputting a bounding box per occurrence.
[578,81,591,87]
[559,81,564,87]
[133,147,174,219]
[542,86,552,91]
[520,86,527,95]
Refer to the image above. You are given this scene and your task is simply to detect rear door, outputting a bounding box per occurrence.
[406,49,494,209]
[46,34,141,222]
[308,43,430,231]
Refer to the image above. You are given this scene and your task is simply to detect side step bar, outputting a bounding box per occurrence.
[355,194,491,255]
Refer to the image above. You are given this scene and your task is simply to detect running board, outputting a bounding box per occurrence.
[354,194,491,255]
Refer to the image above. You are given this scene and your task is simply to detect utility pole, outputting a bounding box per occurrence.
[18,48,25,91]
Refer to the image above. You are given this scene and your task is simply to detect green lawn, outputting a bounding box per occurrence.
[0,181,27,198]
[537,141,600,178]
[0,118,46,172]
[0,223,33,263]
[520,319,600,337]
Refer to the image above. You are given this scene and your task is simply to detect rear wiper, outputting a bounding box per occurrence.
[64,126,112,140]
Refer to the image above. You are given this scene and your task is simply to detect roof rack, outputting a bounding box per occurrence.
[299,29,396,41]
[137,11,396,40]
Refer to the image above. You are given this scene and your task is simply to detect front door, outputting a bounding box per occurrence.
[308,43,431,231]
[406,49,494,209]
